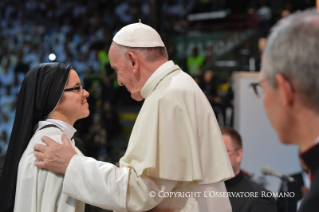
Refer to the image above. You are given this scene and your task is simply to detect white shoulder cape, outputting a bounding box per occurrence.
[120,65,234,184]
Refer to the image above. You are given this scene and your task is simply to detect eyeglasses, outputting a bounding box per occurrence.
[249,75,296,98]
[227,149,239,153]
[227,149,240,155]
[64,86,84,94]
[249,78,267,98]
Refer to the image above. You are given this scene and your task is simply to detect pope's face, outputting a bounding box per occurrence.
[109,44,143,101]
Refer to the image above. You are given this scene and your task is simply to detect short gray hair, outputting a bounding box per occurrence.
[262,9,319,111]
[113,42,168,62]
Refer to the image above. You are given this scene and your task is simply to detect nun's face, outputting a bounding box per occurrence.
[55,69,90,125]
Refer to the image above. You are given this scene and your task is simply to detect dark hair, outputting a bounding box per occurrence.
[220,126,242,150]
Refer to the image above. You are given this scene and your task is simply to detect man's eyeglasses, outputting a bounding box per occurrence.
[249,78,267,98]
[64,86,84,94]
[227,149,240,154]
[249,75,296,98]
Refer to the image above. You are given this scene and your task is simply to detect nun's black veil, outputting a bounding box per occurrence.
[0,62,71,212]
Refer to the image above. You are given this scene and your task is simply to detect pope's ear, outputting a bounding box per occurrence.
[127,52,136,67]
[127,52,139,73]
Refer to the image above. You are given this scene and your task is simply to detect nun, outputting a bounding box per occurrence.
[0,63,90,212]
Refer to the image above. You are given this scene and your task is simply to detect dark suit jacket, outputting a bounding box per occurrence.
[298,143,319,212]
[0,152,6,177]
[225,171,277,212]
[277,172,304,212]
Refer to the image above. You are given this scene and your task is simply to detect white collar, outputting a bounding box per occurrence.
[143,60,175,89]
[36,119,77,140]
[302,171,311,189]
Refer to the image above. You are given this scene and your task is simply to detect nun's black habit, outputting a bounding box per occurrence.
[0,63,71,212]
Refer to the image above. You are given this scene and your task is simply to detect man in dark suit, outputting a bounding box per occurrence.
[256,9,319,212]
[220,126,277,212]
[0,152,6,177]
[277,156,310,212]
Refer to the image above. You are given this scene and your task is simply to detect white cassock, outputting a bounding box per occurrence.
[63,61,234,212]
[14,120,85,212]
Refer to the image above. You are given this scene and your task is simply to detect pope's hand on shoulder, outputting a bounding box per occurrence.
[34,134,77,174]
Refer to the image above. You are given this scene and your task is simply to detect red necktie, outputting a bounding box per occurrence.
[309,172,313,182]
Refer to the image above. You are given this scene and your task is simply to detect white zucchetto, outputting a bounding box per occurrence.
[113,21,165,47]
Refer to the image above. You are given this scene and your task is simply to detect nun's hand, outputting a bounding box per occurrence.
[34,134,77,174]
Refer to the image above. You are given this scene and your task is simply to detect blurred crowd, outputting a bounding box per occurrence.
[0,0,316,163]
